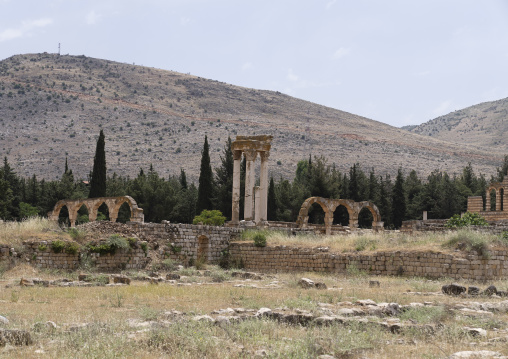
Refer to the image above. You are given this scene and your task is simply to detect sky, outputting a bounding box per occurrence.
[1,0,507,128]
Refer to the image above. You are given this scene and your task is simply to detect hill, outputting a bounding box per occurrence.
[404,97,508,151]
[0,53,503,182]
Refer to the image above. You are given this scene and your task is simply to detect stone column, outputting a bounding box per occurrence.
[486,190,491,211]
[496,189,501,211]
[243,150,257,221]
[324,211,333,236]
[259,151,269,222]
[254,186,261,224]
[231,150,242,224]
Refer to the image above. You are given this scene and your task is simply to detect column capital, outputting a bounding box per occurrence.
[259,151,270,161]
[244,149,258,161]
[233,150,242,161]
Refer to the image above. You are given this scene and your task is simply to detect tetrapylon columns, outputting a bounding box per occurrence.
[230,135,273,226]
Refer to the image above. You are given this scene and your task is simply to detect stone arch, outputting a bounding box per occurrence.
[357,201,383,230]
[296,197,332,228]
[48,196,144,227]
[197,235,210,263]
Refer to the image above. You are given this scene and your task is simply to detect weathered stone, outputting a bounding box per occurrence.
[442,283,466,295]
[113,276,131,285]
[19,278,34,287]
[0,316,8,326]
[255,308,272,317]
[369,280,380,287]
[464,327,487,337]
[192,315,214,323]
[315,282,327,290]
[483,285,498,296]
[298,278,315,289]
[0,329,33,346]
[166,273,180,280]
[450,350,507,359]
[468,286,480,296]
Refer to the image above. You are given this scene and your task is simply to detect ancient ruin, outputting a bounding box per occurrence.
[230,135,273,225]
[48,196,144,227]
[296,197,383,235]
[467,176,508,221]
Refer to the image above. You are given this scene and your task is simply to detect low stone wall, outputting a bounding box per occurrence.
[401,219,508,234]
[127,222,243,264]
[229,242,508,280]
[0,240,150,271]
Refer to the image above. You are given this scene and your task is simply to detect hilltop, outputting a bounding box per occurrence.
[403,97,508,151]
[0,53,503,181]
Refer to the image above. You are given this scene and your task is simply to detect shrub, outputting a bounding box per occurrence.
[443,230,490,257]
[192,210,226,226]
[19,202,39,219]
[253,233,267,247]
[445,212,488,228]
[64,242,80,255]
[38,244,47,252]
[87,235,130,255]
[68,227,87,242]
[51,240,65,253]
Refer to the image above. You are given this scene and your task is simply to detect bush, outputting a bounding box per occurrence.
[87,234,130,255]
[51,240,65,253]
[192,210,226,226]
[443,230,490,257]
[445,212,488,228]
[64,242,80,255]
[253,233,267,247]
[19,202,39,219]
[68,227,87,242]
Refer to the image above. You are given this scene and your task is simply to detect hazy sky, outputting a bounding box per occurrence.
[1,0,507,127]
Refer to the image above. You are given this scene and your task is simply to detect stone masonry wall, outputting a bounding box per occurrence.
[127,222,243,264]
[229,242,508,281]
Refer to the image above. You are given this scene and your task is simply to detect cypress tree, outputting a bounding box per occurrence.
[179,168,188,190]
[214,137,233,220]
[89,130,107,198]
[267,177,277,220]
[391,168,406,228]
[196,135,214,213]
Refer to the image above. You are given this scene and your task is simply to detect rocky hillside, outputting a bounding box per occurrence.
[403,97,508,151]
[0,53,503,182]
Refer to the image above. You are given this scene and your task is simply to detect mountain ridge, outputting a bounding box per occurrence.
[0,53,503,182]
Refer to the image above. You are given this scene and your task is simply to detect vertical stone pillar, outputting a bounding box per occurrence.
[423,211,427,221]
[231,150,242,224]
[324,211,333,236]
[486,190,491,211]
[254,186,261,224]
[259,151,269,222]
[496,189,501,211]
[244,150,257,221]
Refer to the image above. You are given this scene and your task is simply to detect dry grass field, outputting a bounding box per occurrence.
[2,220,508,358]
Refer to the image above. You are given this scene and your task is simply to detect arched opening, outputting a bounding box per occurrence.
[308,202,326,224]
[501,189,505,211]
[333,205,350,226]
[117,202,132,223]
[76,204,90,225]
[97,202,110,221]
[197,235,209,263]
[490,189,497,211]
[57,205,70,227]
[358,207,374,229]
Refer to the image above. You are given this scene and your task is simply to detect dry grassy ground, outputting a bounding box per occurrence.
[2,220,508,358]
[1,265,508,358]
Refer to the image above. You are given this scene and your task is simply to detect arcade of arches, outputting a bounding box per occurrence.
[296,197,383,235]
[468,176,508,221]
[48,196,144,227]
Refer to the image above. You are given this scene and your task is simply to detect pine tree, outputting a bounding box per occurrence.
[391,168,406,228]
[89,130,107,198]
[196,135,214,213]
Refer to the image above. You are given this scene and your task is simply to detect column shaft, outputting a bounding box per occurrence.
[259,152,269,222]
[244,150,257,221]
[231,151,242,224]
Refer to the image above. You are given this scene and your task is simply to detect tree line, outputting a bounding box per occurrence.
[0,132,506,228]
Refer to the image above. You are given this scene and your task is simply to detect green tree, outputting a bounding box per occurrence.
[267,177,277,220]
[196,135,214,213]
[391,169,406,228]
[179,168,188,190]
[89,130,107,198]
[214,137,233,220]
[0,177,13,219]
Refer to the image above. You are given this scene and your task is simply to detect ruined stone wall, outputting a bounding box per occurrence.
[400,219,508,234]
[127,222,243,263]
[229,242,508,280]
[0,240,150,271]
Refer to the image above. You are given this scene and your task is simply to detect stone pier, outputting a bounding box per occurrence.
[230,135,273,226]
